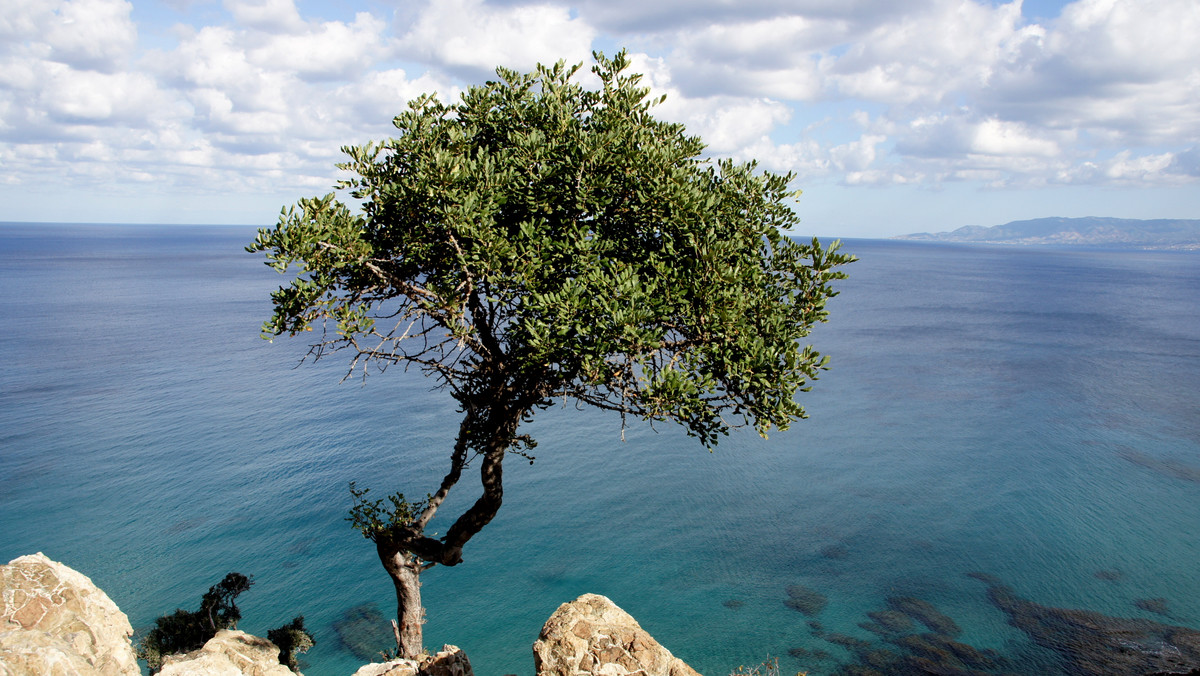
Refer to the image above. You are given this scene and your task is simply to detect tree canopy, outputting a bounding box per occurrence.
[250,51,850,445]
[248,50,852,657]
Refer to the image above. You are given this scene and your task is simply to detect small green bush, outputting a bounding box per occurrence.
[268,615,315,671]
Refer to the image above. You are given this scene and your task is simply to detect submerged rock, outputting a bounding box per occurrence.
[0,552,139,676]
[1135,598,1172,617]
[866,610,915,634]
[821,545,849,560]
[823,632,872,653]
[794,590,1017,676]
[982,578,1200,675]
[785,585,829,616]
[787,646,832,662]
[533,593,700,676]
[1118,449,1200,484]
[334,603,397,663]
[892,633,995,671]
[885,597,962,637]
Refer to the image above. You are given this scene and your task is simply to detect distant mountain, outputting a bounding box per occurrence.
[896,217,1200,249]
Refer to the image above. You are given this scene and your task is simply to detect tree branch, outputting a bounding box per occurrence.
[414,413,474,530]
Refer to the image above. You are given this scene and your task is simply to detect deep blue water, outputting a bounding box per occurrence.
[1,224,1198,675]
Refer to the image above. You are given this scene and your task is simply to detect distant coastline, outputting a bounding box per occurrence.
[895,216,1200,250]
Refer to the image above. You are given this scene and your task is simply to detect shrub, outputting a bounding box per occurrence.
[268,615,315,671]
[135,572,253,673]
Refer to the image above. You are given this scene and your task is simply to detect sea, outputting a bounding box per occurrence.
[1,223,1198,676]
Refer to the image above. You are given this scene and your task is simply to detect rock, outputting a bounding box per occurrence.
[351,645,472,676]
[533,594,700,676]
[0,628,102,675]
[419,645,472,676]
[157,629,294,676]
[983,578,1200,675]
[819,544,848,560]
[0,553,139,676]
[1135,598,1171,617]
[784,585,828,617]
[353,660,419,676]
[333,604,395,663]
[885,596,961,637]
[865,610,914,634]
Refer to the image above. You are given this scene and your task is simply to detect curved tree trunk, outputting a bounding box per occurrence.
[377,542,425,659]
[366,386,533,659]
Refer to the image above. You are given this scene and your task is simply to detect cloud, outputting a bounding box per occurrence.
[246,12,387,81]
[2,0,137,72]
[898,114,1066,159]
[1167,148,1200,177]
[534,0,911,34]
[222,0,304,34]
[2,0,1198,225]
[0,0,456,203]
[41,66,167,124]
[398,0,596,76]
[821,0,1040,105]
[336,68,461,127]
[630,54,792,153]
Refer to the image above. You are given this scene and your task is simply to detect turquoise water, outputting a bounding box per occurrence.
[1,225,1198,674]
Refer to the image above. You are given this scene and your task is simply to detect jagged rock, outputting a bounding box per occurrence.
[351,645,472,676]
[0,553,139,676]
[420,645,472,676]
[533,593,700,676]
[157,629,294,676]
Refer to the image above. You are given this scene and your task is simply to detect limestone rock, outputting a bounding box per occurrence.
[0,629,101,675]
[419,645,472,676]
[533,594,700,676]
[351,660,417,676]
[0,553,138,676]
[157,629,295,676]
[352,644,472,676]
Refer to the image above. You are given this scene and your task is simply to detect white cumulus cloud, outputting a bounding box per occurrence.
[399,0,596,76]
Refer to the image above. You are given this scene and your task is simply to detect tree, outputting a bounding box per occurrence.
[136,573,253,673]
[248,50,853,659]
[268,615,315,671]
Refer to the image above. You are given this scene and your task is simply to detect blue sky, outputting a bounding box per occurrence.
[2,0,1197,237]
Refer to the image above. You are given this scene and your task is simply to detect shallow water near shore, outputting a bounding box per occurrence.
[2,224,1198,675]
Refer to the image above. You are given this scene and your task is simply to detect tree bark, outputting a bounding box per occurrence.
[377,541,425,659]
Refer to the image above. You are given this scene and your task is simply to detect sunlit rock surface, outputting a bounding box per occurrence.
[0,553,139,676]
[157,629,295,676]
[352,644,472,676]
[533,593,700,676]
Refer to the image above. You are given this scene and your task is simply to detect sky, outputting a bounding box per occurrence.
[1,0,1198,238]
